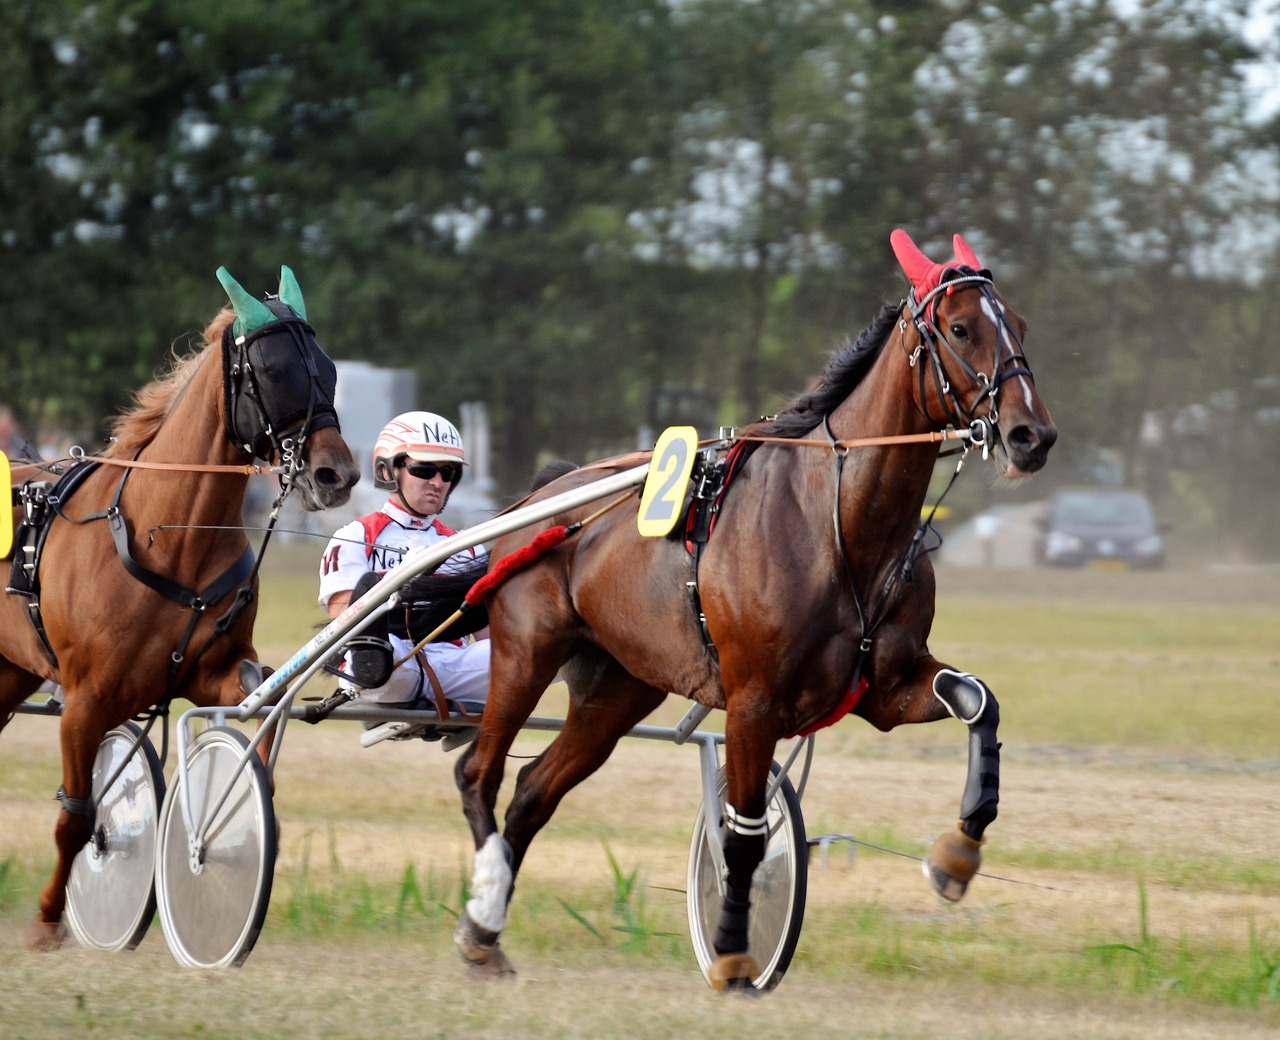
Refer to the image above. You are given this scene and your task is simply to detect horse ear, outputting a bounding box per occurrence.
[891,228,942,296]
[216,267,278,338]
[277,265,307,321]
[952,234,982,270]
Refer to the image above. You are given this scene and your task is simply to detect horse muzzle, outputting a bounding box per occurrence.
[994,416,1058,477]
[294,426,360,510]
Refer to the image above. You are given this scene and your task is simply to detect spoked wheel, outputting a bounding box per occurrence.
[154,725,276,968]
[64,722,165,952]
[687,759,808,991]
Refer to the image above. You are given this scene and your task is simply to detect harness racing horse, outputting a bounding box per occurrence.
[0,267,360,949]
[450,229,1057,987]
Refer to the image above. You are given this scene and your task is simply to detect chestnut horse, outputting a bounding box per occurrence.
[450,229,1057,987]
[0,267,359,948]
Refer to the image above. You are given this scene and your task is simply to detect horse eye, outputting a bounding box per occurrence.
[949,323,969,341]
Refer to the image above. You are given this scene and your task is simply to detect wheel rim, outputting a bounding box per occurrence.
[65,723,164,952]
[155,727,276,968]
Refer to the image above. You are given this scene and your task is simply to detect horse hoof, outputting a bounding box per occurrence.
[465,944,517,979]
[709,953,760,992]
[455,910,516,977]
[923,827,983,902]
[24,919,67,951]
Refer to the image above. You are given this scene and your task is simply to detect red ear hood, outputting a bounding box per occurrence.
[952,233,982,270]
[890,228,947,299]
[890,228,987,299]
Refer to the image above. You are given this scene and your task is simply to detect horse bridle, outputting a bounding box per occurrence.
[221,299,341,485]
[903,268,1036,452]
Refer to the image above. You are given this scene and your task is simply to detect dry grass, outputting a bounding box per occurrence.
[3,560,1279,1038]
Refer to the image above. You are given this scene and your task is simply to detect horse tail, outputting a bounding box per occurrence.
[531,459,577,491]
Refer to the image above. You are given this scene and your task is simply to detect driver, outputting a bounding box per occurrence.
[318,411,489,746]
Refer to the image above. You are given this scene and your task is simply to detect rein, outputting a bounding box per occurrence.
[59,449,284,475]
[725,427,974,452]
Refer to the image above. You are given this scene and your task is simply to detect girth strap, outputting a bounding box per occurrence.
[681,441,757,664]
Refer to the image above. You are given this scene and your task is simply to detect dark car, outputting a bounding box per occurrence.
[1040,487,1166,570]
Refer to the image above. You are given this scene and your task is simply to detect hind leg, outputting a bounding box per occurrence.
[27,688,113,948]
[453,635,565,975]
[454,654,665,975]
[0,662,45,733]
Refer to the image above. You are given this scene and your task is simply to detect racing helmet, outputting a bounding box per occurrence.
[372,411,466,491]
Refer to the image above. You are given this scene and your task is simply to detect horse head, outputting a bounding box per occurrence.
[216,266,360,509]
[891,229,1057,477]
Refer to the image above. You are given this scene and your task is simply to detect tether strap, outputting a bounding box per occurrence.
[56,786,94,820]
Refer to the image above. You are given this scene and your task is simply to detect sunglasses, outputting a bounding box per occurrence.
[401,461,461,483]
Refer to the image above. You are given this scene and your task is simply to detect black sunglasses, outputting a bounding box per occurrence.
[401,461,461,483]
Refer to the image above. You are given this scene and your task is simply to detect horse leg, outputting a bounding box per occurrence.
[453,652,555,977]
[454,654,664,977]
[924,666,1001,901]
[706,696,781,990]
[26,690,110,949]
[0,662,44,733]
[864,655,1002,903]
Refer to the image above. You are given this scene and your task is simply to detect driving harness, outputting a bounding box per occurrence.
[6,460,255,694]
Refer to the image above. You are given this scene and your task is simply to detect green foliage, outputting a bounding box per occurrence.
[0,0,1276,553]
[1081,879,1280,1007]
[558,842,682,955]
[0,856,20,912]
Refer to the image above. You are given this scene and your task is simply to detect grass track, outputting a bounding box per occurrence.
[2,557,1279,1038]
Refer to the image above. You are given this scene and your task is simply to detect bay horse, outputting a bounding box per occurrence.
[449,229,1057,987]
[0,267,360,948]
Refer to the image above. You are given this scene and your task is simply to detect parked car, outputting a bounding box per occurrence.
[1040,487,1166,569]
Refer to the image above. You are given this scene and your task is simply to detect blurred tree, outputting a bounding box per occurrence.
[907,0,1279,498]
[2,0,1278,560]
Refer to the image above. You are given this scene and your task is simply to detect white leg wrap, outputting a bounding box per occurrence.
[933,668,989,725]
[725,805,769,838]
[465,833,513,935]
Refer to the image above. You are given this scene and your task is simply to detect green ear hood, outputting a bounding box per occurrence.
[216,266,278,339]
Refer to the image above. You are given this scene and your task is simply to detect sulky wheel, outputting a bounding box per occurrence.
[64,722,165,952]
[154,725,276,968]
[686,759,808,991]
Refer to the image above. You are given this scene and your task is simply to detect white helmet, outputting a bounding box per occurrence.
[372,411,466,491]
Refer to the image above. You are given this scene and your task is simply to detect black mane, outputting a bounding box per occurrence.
[746,302,901,440]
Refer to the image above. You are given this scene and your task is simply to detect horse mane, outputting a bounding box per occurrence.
[104,307,234,458]
[744,301,902,440]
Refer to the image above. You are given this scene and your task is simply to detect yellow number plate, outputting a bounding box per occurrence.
[0,452,12,557]
[637,427,698,538]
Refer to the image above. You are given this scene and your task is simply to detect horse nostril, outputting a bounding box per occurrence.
[1006,422,1057,458]
[313,466,340,489]
[1006,424,1037,452]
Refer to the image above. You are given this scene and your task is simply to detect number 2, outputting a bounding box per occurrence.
[637,427,697,538]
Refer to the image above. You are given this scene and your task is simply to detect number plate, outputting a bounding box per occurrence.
[0,452,11,557]
[1089,558,1128,571]
[637,426,698,538]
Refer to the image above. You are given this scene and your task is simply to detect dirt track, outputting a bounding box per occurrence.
[2,561,1278,1037]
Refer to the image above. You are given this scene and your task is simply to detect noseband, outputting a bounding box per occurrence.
[903,270,1036,445]
[221,301,340,476]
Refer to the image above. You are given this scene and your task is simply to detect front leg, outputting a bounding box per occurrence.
[924,667,1001,901]
[705,695,779,991]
